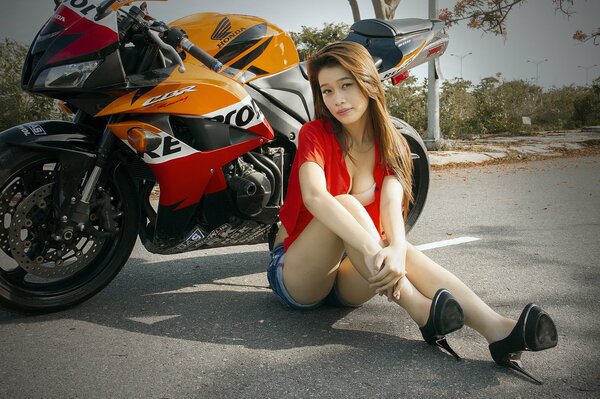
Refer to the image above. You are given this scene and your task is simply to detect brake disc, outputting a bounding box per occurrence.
[8,183,106,278]
[0,170,55,257]
[0,180,24,256]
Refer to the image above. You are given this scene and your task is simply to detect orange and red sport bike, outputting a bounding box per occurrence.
[0,0,448,312]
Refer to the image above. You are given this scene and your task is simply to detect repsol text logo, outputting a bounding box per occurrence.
[142,86,197,107]
[209,101,263,128]
[66,0,98,16]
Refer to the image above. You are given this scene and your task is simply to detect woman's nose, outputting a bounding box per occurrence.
[334,92,346,105]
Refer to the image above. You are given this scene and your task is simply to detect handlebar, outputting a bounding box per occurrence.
[164,28,223,73]
[180,38,223,72]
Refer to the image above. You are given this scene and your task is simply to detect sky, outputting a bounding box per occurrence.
[1,0,599,88]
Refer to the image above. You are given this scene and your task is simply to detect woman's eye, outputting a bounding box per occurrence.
[342,83,353,89]
[321,89,331,95]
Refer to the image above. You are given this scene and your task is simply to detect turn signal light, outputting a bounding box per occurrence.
[127,128,162,153]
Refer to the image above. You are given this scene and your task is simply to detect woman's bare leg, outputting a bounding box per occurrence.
[282,194,430,327]
[403,243,516,343]
[332,195,431,326]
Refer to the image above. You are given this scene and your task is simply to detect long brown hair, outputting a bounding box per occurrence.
[307,41,414,215]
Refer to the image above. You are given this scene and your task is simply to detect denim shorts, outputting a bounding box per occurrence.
[267,243,360,310]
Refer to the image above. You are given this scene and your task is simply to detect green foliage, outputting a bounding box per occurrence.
[289,23,350,61]
[439,79,477,137]
[386,74,600,137]
[0,39,64,131]
[571,77,600,127]
[385,76,428,132]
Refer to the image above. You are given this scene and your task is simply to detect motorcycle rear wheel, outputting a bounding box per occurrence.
[0,146,139,313]
[391,117,430,233]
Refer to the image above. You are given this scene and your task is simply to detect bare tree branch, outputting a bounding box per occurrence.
[348,0,361,22]
[371,0,402,20]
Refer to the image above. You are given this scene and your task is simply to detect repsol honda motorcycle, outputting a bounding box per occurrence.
[0,0,448,312]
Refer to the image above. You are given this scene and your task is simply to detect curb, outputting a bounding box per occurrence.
[428,130,600,167]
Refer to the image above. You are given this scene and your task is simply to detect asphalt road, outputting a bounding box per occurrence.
[1,156,599,398]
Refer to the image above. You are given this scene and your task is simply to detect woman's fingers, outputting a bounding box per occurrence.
[369,262,390,283]
[370,271,405,291]
[393,280,402,300]
[376,276,401,294]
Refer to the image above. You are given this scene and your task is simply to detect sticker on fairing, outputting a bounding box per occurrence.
[176,227,206,250]
[202,96,265,130]
[18,124,47,136]
[142,86,197,107]
[117,126,197,165]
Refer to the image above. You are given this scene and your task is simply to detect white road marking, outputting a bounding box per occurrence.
[414,236,480,251]
[143,236,480,297]
[127,315,181,325]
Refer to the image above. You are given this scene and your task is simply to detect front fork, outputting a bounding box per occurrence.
[58,121,119,238]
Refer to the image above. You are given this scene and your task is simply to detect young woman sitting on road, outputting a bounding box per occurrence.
[267,41,557,384]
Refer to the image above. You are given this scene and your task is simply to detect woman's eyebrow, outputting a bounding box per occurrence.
[320,77,353,88]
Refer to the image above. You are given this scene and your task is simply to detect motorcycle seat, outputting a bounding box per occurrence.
[351,18,433,38]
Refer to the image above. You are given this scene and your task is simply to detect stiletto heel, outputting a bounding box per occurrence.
[420,288,465,360]
[489,303,558,384]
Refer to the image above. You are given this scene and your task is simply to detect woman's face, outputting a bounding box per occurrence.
[318,65,369,129]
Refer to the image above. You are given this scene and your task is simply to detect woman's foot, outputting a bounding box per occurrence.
[419,288,465,360]
[489,303,558,384]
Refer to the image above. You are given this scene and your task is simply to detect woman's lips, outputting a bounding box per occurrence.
[337,108,352,116]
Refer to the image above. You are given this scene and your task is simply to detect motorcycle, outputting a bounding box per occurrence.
[0,0,447,312]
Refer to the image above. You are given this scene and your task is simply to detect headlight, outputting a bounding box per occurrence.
[34,60,101,89]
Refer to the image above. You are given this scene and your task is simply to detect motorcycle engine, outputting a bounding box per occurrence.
[230,169,272,217]
[227,151,282,218]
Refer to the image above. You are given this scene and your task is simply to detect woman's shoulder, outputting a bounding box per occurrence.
[300,119,333,140]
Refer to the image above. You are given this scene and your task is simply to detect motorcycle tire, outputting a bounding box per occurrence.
[0,145,139,313]
[391,117,430,233]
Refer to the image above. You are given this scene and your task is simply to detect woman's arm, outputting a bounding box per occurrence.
[368,175,408,299]
[299,162,381,277]
[379,175,407,249]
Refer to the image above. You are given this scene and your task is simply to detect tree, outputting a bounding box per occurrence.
[0,39,64,130]
[439,79,478,137]
[385,76,428,132]
[347,0,402,22]
[289,23,350,61]
[438,0,599,45]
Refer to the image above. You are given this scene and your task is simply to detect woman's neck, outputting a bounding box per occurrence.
[343,113,374,148]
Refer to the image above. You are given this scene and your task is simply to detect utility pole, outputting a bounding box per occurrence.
[577,64,598,86]
[527,59,548,86]
[425,0,442,150]
[450,52,472,80]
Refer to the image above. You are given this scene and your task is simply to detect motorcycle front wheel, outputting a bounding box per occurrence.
[0,145,139,313]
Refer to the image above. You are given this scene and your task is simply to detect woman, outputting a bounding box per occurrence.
[267,41,557,384]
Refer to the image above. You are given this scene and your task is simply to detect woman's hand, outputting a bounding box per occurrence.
[368,244,407,301]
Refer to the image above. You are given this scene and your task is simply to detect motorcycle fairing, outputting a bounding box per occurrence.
[22,1,126,93]
[0,120,99,158]
[98,67,274,139]
[107,119,265,210]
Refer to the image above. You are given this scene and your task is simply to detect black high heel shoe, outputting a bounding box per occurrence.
[489,303,558,385]
[420,288,465,360]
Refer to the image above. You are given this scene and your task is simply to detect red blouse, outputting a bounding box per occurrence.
[279,119,394,251]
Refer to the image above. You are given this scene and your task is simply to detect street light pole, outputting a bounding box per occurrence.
[577,64,598,86]
[450,52,472,80]
[527,59,548,86]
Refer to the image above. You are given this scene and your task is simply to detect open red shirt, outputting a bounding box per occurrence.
[279,119,394,251]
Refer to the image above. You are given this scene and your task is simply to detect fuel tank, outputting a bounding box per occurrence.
[171,13,300,83]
